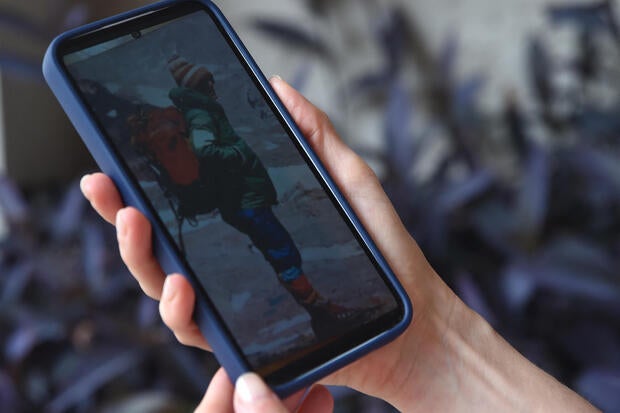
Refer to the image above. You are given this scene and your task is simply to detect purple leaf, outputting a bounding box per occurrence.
[421,171,494,256]
[81,221,106,297]
[97,269,135,303]
[301,0,332,16]
[564,146,620,200]
[252,19,331,59]
[0,176,30,225]
[0,370,18,411]
[515,145,550,239]
[504,96,529,160]
[452,74,486,119]
[51,181,87,240]
[374,8,408,73]
[0,10,49,40]
[136,295,158,328]
[5,322,65,363]
[0,260,34,306]
[61,4,89,31]
[438,32,458,81]
[455,272,497,326]
[47,350,143,413]
[528,37,553,106]
[470,200,520,258]
[534,263,618,302]
[436,170,494,214]
[577,106,620,141]
[384,79,414,177]
[25,370,49,405]
[559,321,620,367]
[0,52,44,81]
[539,236,617,279]
[160,346,215,396]
[349,71,392,96]
[501,264,536,312]
[575,368,620,412]
[548,2,620,40]
[290,62,312,92]
[512,339,564,380]
[502,236,620,312]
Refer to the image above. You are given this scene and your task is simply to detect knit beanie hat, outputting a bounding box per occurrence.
[168,55,216,97]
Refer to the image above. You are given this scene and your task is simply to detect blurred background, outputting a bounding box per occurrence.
[1,0,620,411]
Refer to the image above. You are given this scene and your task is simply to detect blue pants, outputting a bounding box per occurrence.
[220,208,303,282]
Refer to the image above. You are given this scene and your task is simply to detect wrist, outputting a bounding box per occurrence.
[448,308,598,412]
[390,274,598,412]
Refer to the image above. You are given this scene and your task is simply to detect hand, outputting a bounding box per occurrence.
[197,368,333,413]
[79,76,440,407]
[81,77,598,412]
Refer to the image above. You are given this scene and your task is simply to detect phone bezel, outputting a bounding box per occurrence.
[46,0,412,395]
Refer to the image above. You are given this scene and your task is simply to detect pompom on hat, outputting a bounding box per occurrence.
[168,54,217,99]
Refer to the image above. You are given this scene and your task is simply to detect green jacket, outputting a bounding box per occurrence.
[169,87,277,210]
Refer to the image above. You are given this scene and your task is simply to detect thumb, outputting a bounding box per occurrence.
[233,373,289,413]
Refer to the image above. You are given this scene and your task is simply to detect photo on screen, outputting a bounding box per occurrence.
[63,10,399,369]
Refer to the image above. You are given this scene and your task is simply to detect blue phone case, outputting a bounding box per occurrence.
[43,0,412,397]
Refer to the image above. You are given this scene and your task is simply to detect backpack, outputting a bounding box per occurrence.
[129,107,218,253]
[132,106,200,186]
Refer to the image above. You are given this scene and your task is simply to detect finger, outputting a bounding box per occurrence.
[233,373,289,413]
[160,274,211,351]
[282,388,307,411]
[195,368,234,413]
[116,207,166,300]
[80,173,124,225]
[297,385,334,413]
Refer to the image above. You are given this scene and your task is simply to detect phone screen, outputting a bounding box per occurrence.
[59,2,403,381]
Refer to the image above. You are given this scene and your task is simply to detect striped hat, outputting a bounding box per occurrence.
[168,55,216,97]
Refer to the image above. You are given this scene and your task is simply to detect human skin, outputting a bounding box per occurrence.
[80,77,599,412]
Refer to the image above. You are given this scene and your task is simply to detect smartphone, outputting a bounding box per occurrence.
[43,0,412,397]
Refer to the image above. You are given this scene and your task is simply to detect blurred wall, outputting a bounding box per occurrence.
[0,0,152,189]
[0,0,611,184]
[0,70,91,186]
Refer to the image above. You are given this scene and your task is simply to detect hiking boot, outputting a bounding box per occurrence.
[282,275,375,340]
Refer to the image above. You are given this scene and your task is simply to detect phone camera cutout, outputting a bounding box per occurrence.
[131,31,142,40]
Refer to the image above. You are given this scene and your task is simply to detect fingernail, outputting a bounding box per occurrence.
[236,373,271,403]
[116,208,127,238]
[162,275,175,302]
[80,174,92,198]
[270,74,283,81]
